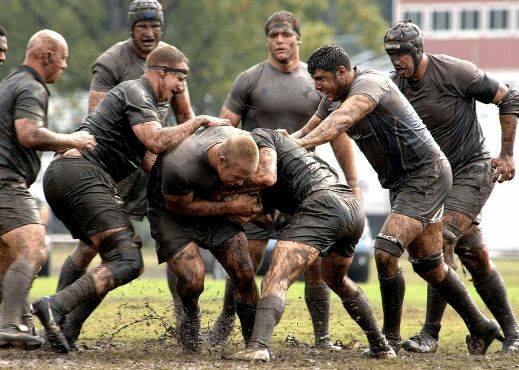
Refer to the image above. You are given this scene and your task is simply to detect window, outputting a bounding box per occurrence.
[489,9,508,30]
[403,10,423,28]
[460,10,480,30]
[432,11,451,31]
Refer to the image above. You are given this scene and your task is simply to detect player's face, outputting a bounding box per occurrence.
[132,20,162,54]
[0,36,8,67]
[389,53,414,79]
[218,161,254,187]
[46,44,68,84]
[158,62,188,102]
[267,27,299,64]
[312,69,343,102]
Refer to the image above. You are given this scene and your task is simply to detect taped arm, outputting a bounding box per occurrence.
[298,94,376,149]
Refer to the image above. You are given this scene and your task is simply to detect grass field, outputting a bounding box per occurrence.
[2,247,519,369]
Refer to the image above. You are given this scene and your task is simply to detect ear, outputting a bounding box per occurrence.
[40,50,53,67]
[218,155,227,166]
[336,65,348,79]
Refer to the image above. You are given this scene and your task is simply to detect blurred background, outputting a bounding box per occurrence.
[1,0,518,278]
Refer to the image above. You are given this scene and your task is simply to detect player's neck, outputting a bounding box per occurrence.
[411,53,429,81]
[268,55,300,73]
[206,143,222,170]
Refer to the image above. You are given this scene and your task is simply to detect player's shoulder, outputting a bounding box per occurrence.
[94,39,133,66]
[429,53,478,73]
[235,61,269,82]
[353,67,390,88]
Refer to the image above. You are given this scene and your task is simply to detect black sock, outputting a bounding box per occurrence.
[235,301,257,343]
[52,273,98,314]
[167,268,185,325]
[341,288,385,347]
[215,279,236,324]
[432,268,487,335]
[305,283,330,343]
[63,295,106,342]
[1,261,35,327]
[474,269,519,340]
[57,256,86,292]
[177,296,201,350]
[421,284,446,339]
[249,295,285,349]
[378,269,405,341]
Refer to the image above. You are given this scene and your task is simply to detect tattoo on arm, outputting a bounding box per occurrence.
[299,94,376,149]
[499,114,517,157]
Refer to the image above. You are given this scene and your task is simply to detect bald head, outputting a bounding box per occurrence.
[23,30,68,84]
[219,134,259,172]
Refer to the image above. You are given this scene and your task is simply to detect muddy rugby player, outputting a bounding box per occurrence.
[53,0,197,346]
[147,126,262,352]
[227,128,394,362]
[384,20,519,354]
[209,10,360,349]
[291,44,502,355]
[0,30,96,349]
[31,45,229,353]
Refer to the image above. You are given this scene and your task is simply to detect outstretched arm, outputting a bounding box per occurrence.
[298,94,376,149]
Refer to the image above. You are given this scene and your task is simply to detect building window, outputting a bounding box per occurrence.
[403,10,422,28]
[489,9,508,30]
[460,10,479,30]
[432,11,451,31]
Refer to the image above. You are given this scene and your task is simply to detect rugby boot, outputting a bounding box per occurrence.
[383,332,402,354]
[177,315,201,353]
[61,318,81,351]
[466,319,502,355]
[501,337,519,354]
[402,330,439,353]
[314,336,342,350]
[226,347,270,362]
[31,296,71,353]
[361,337,397,359]
[0,325,44,349]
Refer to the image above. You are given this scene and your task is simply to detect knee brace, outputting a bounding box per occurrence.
[410,252,444,274]
[99,229,143,286]
[454,226,485,256]
[374,234,404,258]
[443,223,462,247]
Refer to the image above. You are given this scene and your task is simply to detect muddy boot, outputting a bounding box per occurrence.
[466,319,502,355]
[226,346,270,362]
[0,325,44,350]
[361,338,397,359]
[502,338,519,354]
[402,327,440,354]
[205,279,235,346]
[32,296,70,353]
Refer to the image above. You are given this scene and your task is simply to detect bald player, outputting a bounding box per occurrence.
[0,30,96,349]
[147,126,262,352]
[32,45,229,353]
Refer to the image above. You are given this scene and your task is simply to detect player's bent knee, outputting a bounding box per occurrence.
[410,252,444,276]
[443,222,462,247]
[374,234,404,258]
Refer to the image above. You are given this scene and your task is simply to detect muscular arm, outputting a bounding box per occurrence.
[292,114,323,139]
[88,90,107,113]
[491,84,517,182]
[220,105,242,127]
[164,192,260,217]
[298,95,376,149]
[171,84,195,123]
[132,115,227,154]
[15,118,95,152]
[331,133,361,196]
[141,151,157,173]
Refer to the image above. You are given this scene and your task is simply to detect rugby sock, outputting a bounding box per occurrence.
[177,297,201,351]
[341,288,385,346]
[474,269,519,339]
[235,301,256,343]
[57,256,86,292]
[421,284,446,339]
[433,267,487,335]
[167,268,185,325]
[1,261,35,327]
[248,295,285,349]
[52,273,97,314]
[216,279,237,324]
[378,269,405,342]
[21,298,35,332]
[63,295,106,342]
[305,283,331,343]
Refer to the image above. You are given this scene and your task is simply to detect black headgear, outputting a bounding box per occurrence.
[128,0,164,31]
[384,21,424,72]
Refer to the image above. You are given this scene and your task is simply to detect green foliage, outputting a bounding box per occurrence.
[0,0,387,114]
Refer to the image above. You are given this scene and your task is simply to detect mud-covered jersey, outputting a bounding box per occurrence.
[392,54,498,170]
[90,38,172,123]
[252,128,350,215]
[0,66,49,185]
[79,76,160,183]
[224,61,321,133]
[147,126,241,209]
[316,67,443,190]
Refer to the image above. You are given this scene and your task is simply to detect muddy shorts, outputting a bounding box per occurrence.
[0,171,42,236]
[43,156,133,245]
[148,207,243,264]
[444,159,494,223]
[390,158,452,225]
[279,189,364,258]
[116,168,148,221]
[242,212,292,240]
